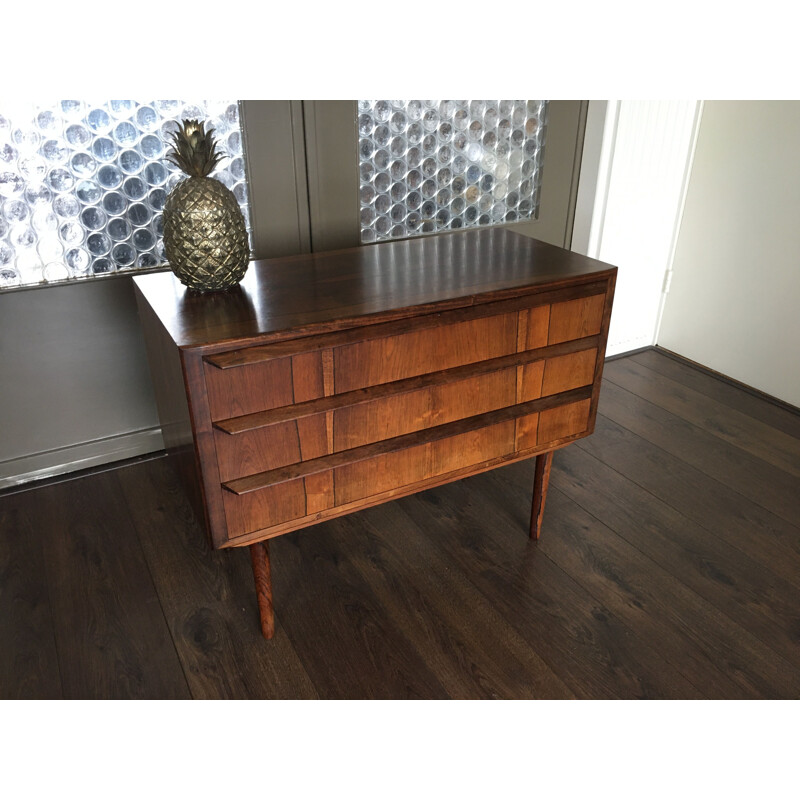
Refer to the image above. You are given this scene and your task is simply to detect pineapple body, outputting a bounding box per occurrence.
[163,175,249,292]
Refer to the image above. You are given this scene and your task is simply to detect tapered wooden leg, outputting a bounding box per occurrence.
[530,451,554,540]
[249,541,275,639]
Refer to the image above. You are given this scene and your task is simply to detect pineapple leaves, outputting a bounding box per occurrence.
[165,118,225,179]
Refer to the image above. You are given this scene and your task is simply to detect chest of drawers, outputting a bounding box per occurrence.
[134,228,616,638]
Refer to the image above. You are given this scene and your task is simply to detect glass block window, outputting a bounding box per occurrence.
[358,100,548,243]
[0,100,250,289]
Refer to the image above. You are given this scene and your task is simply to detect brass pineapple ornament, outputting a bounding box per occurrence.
[163,119,249,292]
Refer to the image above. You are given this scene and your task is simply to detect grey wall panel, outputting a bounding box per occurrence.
[303,100,361,252]
[241,100,311,258]
[0,277,163,485]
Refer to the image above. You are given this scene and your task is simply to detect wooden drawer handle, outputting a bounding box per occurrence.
[204,282,607,370]
[221,385,593,495]
[214,335,600,435]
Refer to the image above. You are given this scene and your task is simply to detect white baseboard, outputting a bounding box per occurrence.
[0,427,165,490]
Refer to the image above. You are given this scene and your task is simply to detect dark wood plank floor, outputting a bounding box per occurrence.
[2,348,799,699]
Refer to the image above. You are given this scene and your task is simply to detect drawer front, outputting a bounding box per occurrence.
[548,293,605,344]
[515,398,593,452]
[334,419,517,506]
[223,478,308,538]
[205,350,324,421]
[208,282,610,543]
[333,311,518,392]
[333,367,517,451]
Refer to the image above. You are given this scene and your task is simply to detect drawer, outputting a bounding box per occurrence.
[515,398,593,452]
[548,294,606,345]
[333,367,517,451]
[205,350,324,421]
[334,419,517,505]
[333,311,518,392]
[222,477,308,538]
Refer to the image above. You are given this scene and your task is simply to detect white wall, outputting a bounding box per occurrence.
[573,100,702,356]
[658,101,800,408]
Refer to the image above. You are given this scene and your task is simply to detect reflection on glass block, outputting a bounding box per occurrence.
[71,152,96,177]
[53,194,80,218]
[103,192,126,216]
[128,202,150,226]
[4,200,28,223]
[132,227,155,251]
[32,210,57,233]
[65,247,90,272]
[97,164,123,190]
[43,262,70,282]
[123,176,148,201]
[92,257,114,274]
[112,242,135,267]
[108,218,131,241]
[0,172,25,197]
[11,224,35,248]
[359,100,548,243]
[59,221,84,245]
[87,232,112,256]
[119,149,143,174]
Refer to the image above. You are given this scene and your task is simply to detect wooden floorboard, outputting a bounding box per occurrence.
[0,495,62,699]
[1,348,798,699]
[18,471,191,699]
[397,475,705,699]
[548,448,800,698]
[605,357,800,480]
[116,458,318,700]
[635,348,800,440]
[328,502,576,699]
[580,411,800,595]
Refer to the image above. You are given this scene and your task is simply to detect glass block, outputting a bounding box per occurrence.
[0,100,251,287]
[359,100,548,244]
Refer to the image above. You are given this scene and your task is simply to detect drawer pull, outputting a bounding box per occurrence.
[222,385,593,495]
[214,335,599,435]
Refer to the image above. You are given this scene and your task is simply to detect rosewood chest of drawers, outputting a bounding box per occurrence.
[133,228,616,638]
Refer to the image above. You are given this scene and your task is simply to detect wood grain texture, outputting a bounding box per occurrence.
[223,387,593,496]
[21,471,190,699]
[530,452,553,539]
[213,336,599,434]
[0,496,61,699]
[250,541,275,639]
[333,368,516,451]
[577,415,800,663]
[548,293,606,345]
[596,377,800,550]
[333,312,517,392]
[134,227,614,352]
[397,473,704,699]
[293,350,334,514]
[316,503,576,699]
[116,458,318,698]
[203,284,604,369]
[205,352,298,421]
[549,443,800,696]
[635,348,800,440]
